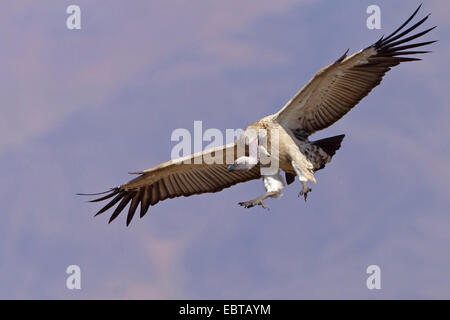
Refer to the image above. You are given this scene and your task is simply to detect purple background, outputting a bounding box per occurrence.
[0,0,449,299]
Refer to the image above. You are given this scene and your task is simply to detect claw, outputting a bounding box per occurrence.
[261,201,269,210]
[238,201,253,208]
[298,187,312,202]
[238,199,269,210]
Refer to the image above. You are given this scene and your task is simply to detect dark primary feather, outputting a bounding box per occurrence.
[77,189,117,196]
[127,190,142,226]
[371,7,436,61]
[109,192,135,224]
[381,4,422,43]
[88,189,120,202]
[94,191,124,216]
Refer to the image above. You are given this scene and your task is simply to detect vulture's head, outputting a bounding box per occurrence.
[227,128,267,172]
[227,156,257,172]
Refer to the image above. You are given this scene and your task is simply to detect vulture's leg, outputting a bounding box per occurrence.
[238,171,285,209]
[291,161,312,201]
[299,181,312,201]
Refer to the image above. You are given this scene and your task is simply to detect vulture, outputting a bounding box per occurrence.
[80,5,436,225]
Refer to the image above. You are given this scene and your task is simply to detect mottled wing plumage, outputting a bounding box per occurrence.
[84,143,261,226]
[275,5,436,137]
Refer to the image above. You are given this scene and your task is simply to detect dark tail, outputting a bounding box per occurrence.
[312,134,345,157]
[285,134,345,184]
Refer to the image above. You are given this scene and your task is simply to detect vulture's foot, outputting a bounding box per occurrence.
[238,191,279,209]
[298,182,312,201]
[238,199,269,210]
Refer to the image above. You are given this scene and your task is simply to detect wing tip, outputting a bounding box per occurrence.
[76,187,119,196]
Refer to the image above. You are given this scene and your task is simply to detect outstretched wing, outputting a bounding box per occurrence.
[275,5,436,137]
[82,143,260,226]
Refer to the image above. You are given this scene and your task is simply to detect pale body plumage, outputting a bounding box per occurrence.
[81,6,436,225]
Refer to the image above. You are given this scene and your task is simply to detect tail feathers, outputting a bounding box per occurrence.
[285,172,296,185]
[285,134,344,183]
[312,134,345,157]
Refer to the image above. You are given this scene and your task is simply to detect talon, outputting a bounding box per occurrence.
[238,201,252,208]
[298,187,312,201]
[260,201,268,210]
[238,201,253,208]
[238,199,269,209]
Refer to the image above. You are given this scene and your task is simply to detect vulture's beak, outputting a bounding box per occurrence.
[227,164,236,172]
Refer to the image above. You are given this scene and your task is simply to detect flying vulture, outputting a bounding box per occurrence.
[80,5,436,225]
